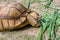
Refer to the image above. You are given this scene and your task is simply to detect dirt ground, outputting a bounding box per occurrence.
[0,26,40,40]
[0,0,60,40]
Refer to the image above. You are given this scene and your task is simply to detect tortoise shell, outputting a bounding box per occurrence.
[0,2,41,31]
[0,2,29,31]
[0,2,27,18]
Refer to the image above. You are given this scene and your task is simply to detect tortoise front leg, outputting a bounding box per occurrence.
[27,14,40,27]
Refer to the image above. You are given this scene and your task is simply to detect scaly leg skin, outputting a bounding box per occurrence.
[27,14,40,27]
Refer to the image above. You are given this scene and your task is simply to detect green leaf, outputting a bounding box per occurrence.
[37,26,43,40]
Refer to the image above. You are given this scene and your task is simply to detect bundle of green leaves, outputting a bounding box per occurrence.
[37,9,60,40]
[37,0,60,40]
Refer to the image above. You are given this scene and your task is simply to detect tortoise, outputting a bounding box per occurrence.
[0,2,41,31]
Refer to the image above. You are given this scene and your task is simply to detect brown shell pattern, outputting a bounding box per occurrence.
[0,2,27,31]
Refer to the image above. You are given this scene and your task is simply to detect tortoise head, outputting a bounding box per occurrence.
[30,11,41,20]
[27,11,41,27]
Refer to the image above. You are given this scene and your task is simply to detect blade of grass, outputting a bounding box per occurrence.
[48,23,52,40]
[37,26,43,40]
[37,20,44,40]
[45,0,53,8]
[27,0,30,9]
[51,10,58,40]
